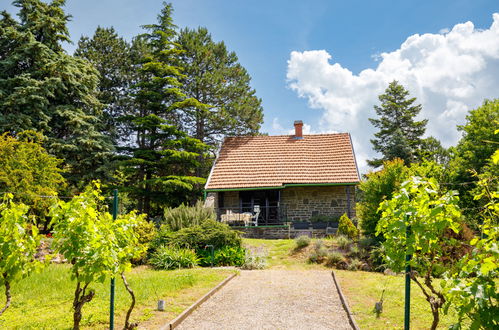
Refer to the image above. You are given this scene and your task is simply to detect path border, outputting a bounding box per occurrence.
[161,272,238,330]
[331,270,360,330]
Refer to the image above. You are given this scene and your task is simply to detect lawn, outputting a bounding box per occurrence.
[243,237,458,329]
[0,264,236,329]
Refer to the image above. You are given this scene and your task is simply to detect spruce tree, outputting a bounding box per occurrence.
[368,81,428,168]
[121,3,207,216]
[176,27,263,176]
[0,0,113,187]
[74,27,135,145]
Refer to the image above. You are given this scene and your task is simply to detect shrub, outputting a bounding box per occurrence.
[314,239,325,250]
[308,248,328,263]
[241,248,268,270]
[358,236,376,250]
[325,251,346,268]
[149,246,199,270]
[309,215,339,223]
[347,258,364,271]
[163,201,215,231]
[357,158,408,240]
[294,235,311,249]
[335,235,352,250]
[151,220,242,253]
[348,245,361,258]
[338,213,359,239]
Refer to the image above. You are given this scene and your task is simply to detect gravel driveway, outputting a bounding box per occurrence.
[175,270,352,330]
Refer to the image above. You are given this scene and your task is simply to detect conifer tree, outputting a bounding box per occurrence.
[368,81,427,168]
[176,27,263,175]
[0,0,113,187]
[75,27,135,145]
[121,3,207,216]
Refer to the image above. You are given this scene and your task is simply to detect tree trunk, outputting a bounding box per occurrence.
[430,305,439,330]
[73,282,95,330]
[0,275,11,316]
[121,272,137,329]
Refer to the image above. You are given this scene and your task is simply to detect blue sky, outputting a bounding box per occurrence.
[3,0,499,173]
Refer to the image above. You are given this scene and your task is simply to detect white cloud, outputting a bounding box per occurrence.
[287,13,499,174]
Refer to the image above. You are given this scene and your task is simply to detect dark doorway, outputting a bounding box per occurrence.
[239,190,282,225]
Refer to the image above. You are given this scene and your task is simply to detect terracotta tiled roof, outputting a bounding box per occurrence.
[205,133,360,190]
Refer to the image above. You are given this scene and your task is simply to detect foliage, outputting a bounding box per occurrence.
[325,251,346,268]
[149,246,199,270]
[162,200,215,231]
[241,248,268,270]
[198,246,246,267]
[338,213,359,239]
[119,3,208,217]
[357,158,408,240]
[0,195,41,316]
[176,27,263,176]
[0,1,113,187]
[309,214,339,223]
[75,26,135,146]
[418,136,450,166]
[308,240,328,264]
[151,220,242,254]
[443,151,499,329]
[0,131,65,228]
[335,235,352,250]
[50,181,147,329]
[347,258,365,271]
[377,177,462,330]
[368,81,428,167]
[294,235,311,249]
[449,99,499,220]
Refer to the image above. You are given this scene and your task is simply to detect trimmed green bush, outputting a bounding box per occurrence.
[294,235,311,249]
[151,220,242,253]
[198,246,246,267]
[309,215,339,223]
[338,213,359,239]
[163,201,215,231]
[149,246,199,270]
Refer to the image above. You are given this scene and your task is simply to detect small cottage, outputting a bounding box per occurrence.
[204,121,360,226]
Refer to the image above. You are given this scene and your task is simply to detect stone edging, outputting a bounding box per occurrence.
[161,272,238,330]
[331,270,360,330]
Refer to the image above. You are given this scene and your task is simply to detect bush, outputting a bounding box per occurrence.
[163,201,215,231]
[357,159,408,240]
[325,251,346,268]
[338,213,359,239]
[358,236,376,250]
[294,235,311,249]
[308,240,328,263]
[242,248,268,270]
[151,220,242,253]
[206,246,246,267]
[132,220,157,264]
[347,258,364,271]
[149,246,199,270]
[309,215,339,223]
[335,235,352,250]
[348,245,361,258]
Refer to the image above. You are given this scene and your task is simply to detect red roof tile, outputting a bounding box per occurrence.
[205,133,360,190]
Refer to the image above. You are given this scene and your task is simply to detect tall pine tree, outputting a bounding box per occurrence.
[176,27,263,175]
[74,27,135,146]
[120,3,207,216]
[0,0,113,187]
[368,81,428,168]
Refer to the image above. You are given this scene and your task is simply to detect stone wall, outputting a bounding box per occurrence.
[235,226,331,239]
[281,186,355,221]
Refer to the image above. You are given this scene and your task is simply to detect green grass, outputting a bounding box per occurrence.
[335,270,458,330]
[0,264,236,329]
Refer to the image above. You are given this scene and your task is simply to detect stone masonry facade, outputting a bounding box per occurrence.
[280,186,355,221]
[208,185,356,222]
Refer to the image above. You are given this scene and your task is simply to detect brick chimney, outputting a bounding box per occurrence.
[294,120,304,139]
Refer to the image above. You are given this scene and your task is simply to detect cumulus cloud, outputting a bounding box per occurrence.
[286,13,499,174]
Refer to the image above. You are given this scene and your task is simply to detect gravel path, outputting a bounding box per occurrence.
[175,270,352,330]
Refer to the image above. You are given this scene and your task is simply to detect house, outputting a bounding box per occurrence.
[204,120,360,226]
